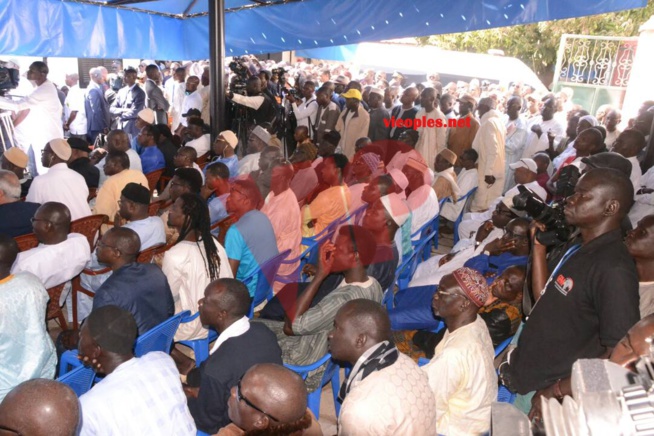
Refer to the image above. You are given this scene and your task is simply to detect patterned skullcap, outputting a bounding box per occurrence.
[360,152,381,174]
[452,267,489,307]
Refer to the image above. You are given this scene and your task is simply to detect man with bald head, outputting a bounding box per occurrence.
[0,379,79,435]
[181,76,202,128]
[328,299,436,435]
[503,95,529,191]
[219,363,321,435]
[26,138,92,220]
[415,87,447,169]
[0,169,40,237]
[78,306,196,434]
[0,235,57,401]
[186,279,282,434]
[506,168,639,419]
[11,202,90,291]
[90,227,173,333]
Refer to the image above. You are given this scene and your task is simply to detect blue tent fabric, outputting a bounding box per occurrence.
[0,0,646,59]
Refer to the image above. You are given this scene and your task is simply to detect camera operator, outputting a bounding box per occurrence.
[285,81,318,139]
[503,168,639,422]
[0,61,63,176]
[227,76,277,134]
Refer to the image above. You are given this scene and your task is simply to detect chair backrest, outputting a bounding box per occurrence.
[57,365,95,397]
[14,233,39,252]
[284,353,333,380]
[47,282,68,329]
[70,214,108,251]
[453,187,478,244]
[145,168,165,193]
[196,153,209,165]
[246,249,291,315]
[136,243,168,263]
[134,310,190,357]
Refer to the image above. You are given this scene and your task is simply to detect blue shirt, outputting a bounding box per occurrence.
[140,145,166,174]
[93,263,174,335]
[463,252,529,284]
[205,156,239,178]
[224,210,279,296]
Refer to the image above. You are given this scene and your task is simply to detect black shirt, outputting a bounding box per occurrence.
[509,229,639,394]
[0,201,40,237]
[68,157,100,188]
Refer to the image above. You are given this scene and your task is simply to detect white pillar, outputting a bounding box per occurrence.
[622,15,654,123]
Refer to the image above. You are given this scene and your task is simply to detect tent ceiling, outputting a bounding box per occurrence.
[0,0,646,59]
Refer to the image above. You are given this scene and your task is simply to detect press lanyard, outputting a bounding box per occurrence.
[528,243,582,317]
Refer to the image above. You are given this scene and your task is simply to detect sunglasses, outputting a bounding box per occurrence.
[236,379,280,422]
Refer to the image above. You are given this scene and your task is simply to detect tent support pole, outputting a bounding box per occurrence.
[209,0,226,139]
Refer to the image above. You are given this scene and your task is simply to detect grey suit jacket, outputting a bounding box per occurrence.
[145,79,169,125]
[314,101,340,146]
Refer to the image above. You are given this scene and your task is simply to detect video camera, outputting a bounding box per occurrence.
[0,61,20,95]
[228,56,250,95]
[512,185,572,246]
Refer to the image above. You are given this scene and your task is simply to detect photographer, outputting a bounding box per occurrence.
[504,168,639,422]
[0,61,63,176]
[285,81,317,135]
[227,76,277,131]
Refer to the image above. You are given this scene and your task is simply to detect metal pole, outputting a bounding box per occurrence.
[209,0,226,140]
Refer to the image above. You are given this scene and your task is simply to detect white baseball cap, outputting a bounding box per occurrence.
[509,158,537,173]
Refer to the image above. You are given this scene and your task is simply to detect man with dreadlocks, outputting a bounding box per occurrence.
[162,193,232,342]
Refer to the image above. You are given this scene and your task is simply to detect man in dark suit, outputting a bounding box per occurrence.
[110,67,145,139]
[144,64,170,125]
[85,67,111,144]
[185,278,283,434]
[389,87,420,140]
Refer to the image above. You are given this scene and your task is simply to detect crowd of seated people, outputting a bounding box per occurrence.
[3,56,654,436]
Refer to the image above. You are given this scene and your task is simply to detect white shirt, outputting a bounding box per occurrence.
[181,90,203,127]
[64,85,87,135]
[292,96,318,130]
[186,134,210,157]
[521,118,565,160]
[0,80,63,174]
[628,155,642,191]
[79,352,196,436]
[12,233,90,298]
[629,166,654,227]
[441,168,478,222]
[338,352,436,435]
[26,163,92,220]
[238,152,261,176]
[423,316,497,436]
[415,107,448,170]
[406,184,439,239]
[163,239,232,341]
[209,316,250,354]
[124,216,166,250]
[169,81,186,132]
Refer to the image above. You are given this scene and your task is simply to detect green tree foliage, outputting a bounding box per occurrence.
[417,0,654,82]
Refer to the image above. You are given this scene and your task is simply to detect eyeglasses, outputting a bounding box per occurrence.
[236,379,280,422]
[504,229,529,240]
[96,239,118,250]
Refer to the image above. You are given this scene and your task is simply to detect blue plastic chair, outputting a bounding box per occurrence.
[57,364,95,396]
[284,353,341,419]
[59,310,194,377]
[396,236,432,290]
[451,187,478,245]
[196,431,211,436]
[177,311,219,368]
[242,249,291,317]
[134,310,190,357]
